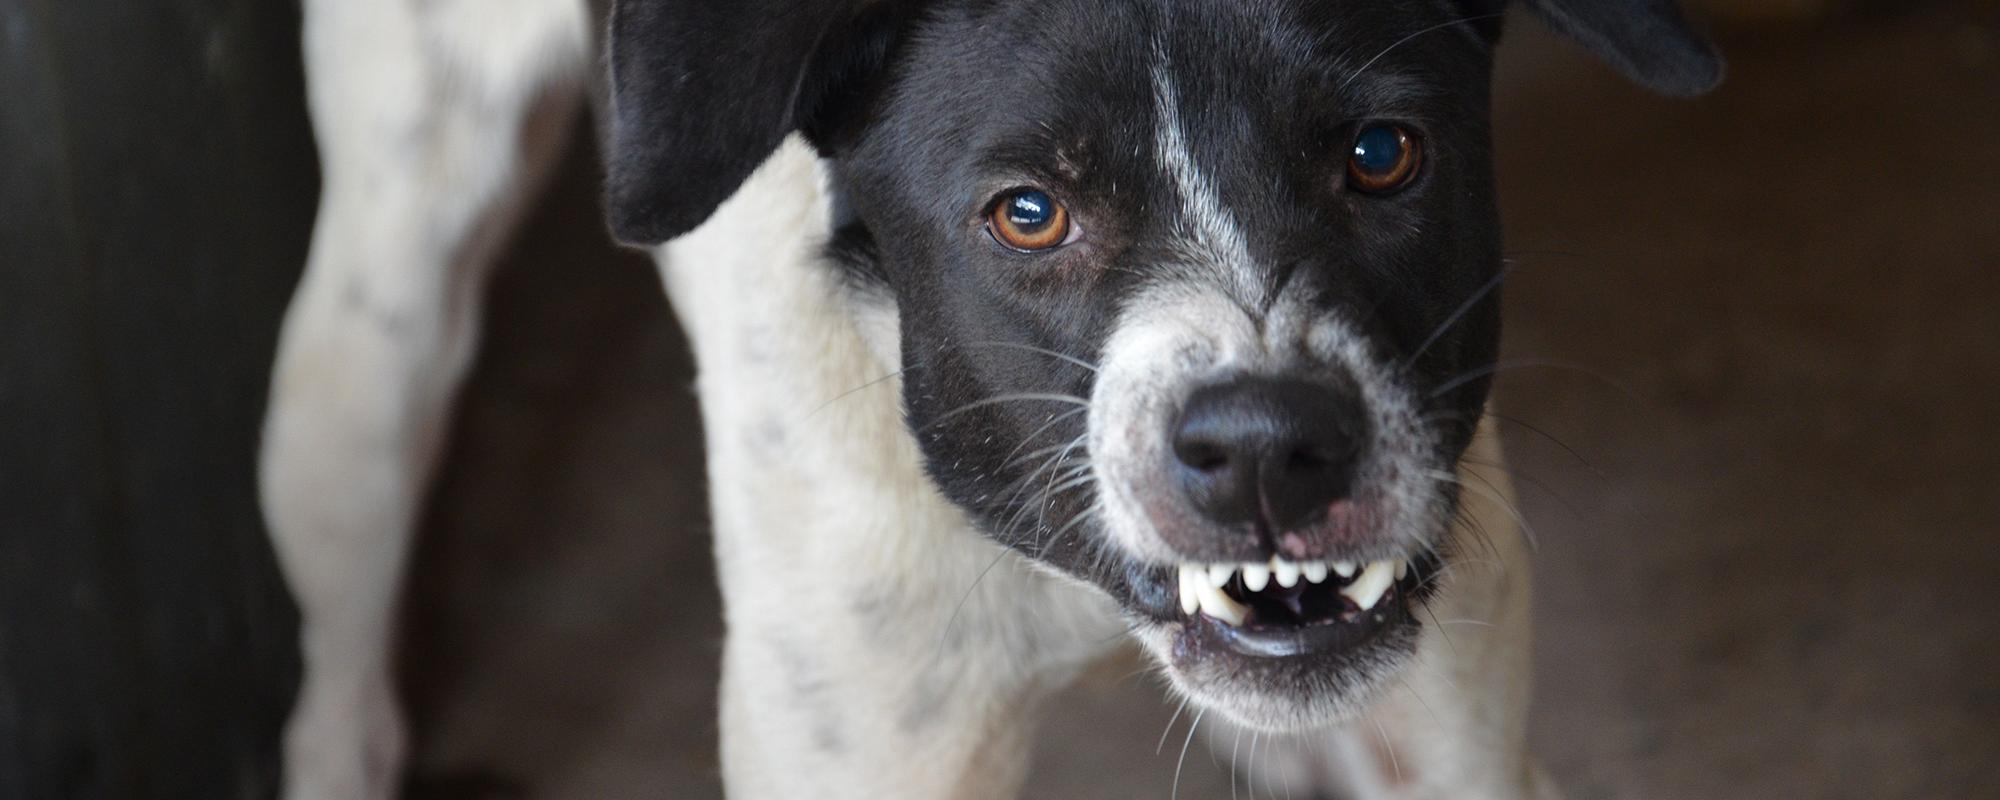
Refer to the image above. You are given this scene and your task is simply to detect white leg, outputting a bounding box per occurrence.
[261,2,588,797]
[1212,424,1555,800]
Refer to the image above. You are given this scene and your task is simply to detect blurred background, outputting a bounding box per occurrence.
[3,0,1997,798]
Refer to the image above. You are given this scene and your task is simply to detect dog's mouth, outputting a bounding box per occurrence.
[1166,554,1432,658]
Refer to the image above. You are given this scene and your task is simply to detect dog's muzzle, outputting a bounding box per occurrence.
[1144,375,1433,657]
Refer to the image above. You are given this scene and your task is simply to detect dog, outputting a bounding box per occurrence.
[260,0,1719,797]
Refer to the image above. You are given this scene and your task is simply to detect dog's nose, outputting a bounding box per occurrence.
[1171,377,1367,533]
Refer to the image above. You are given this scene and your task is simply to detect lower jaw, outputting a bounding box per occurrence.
[1157,611,1423,733]
[1183,598,1414,659]
[1211,608,1403,658]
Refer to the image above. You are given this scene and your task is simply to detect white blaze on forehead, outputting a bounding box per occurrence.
[1085,46,1450,577]
[1150,50,1260,302]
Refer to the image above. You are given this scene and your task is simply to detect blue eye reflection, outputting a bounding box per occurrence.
[1006,190,1055,229]
[1352,125,1405,174]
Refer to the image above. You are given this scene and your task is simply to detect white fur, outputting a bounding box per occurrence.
[267,4,1548,798]
[652,140,1126,799]
[263,1,587,797]
[1149,57,1260,303]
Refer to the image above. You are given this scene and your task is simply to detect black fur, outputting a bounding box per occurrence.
[602,0,848,242]
[1519,0,1724,94]
[604,0,1719,245]
[602,0,1717,682]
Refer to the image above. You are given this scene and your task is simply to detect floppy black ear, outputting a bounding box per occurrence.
[1520,0,1723,95]
[604,0,872,245]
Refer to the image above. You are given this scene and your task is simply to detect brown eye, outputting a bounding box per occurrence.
[988,188,1071,252]
[1346,124,1423,194]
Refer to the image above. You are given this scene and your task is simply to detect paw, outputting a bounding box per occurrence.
[281,675,408,800]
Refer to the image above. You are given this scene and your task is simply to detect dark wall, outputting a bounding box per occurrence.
[0,0,316,797]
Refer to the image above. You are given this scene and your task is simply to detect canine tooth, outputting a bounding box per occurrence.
[1272,557,1301,588]
[1394,559,1409,581]
[1207,563,1236,588]
[1341,560,1398,612]
[1241,562,1271,592]
[1302,561,1330,584]
[1179,565,1200,615]
[1195,579,1248,626]
[1333,560,1357,579]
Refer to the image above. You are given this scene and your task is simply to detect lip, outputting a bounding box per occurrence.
[1195,593,1413,658]
[1128,552,1439,660]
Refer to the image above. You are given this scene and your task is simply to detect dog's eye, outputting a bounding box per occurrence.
[987,188,1072,252]
[1347,124,1423,194]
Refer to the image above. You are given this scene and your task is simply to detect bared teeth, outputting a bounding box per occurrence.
[1272,557,1301,588]
[1193,576,1248,625]
[1176,556,1414,626]
[1339,559,1401,612]
[1241,563,1271,592]
[1177,565,1201,615]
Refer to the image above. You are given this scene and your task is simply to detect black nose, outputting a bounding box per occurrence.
[1170,377,1368,533]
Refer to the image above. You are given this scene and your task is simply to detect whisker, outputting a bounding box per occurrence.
[1459,456,1584,521]
[1482,410,1605,477]
[1430,359,1636,401]
[804,368,905,420]
[1448,467,1542,551]
[1372,718,1402,785]
[1248,732,1261,800]
[1042,472,1098,499]
[1172,709,1207,800]
[994,437,1088,539]
[1419,599,1460,660]
[925,392,1090,429]
[998,407,1089,468]
[1230,725,1243,800]
[960,340,1100,374]
[1337,12,1506,93]
[1157,696,1192,756]
[1430,358,1586,398]
[932,546,1016,665]
[1393,673,1446,732]
[1404,265,1510,369]
[1040,498,1100,558]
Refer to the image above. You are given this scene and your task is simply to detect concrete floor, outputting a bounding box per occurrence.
[399,7,2000,799]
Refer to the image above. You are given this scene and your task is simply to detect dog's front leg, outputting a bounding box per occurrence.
[261,1,588,797]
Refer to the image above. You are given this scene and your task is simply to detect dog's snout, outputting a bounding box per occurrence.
[1171,378,1367,534]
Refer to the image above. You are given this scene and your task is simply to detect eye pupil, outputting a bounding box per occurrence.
[1007,191,1053,229]
[1346,124,1421,193]
[1353,126,1402,172]
[988,188,1071,252]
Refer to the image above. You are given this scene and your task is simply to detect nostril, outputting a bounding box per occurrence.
[1177,440,1231,472]
[1284,445,1336,471]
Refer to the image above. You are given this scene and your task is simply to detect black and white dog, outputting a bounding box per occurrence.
[261,0,1718,797]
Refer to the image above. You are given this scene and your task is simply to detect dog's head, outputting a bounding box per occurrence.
[606,0,1717,732]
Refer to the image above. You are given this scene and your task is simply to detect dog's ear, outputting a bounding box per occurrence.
[1517,0,1723,95]
[603,0,910,245]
